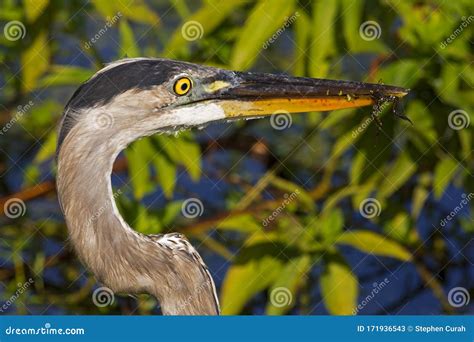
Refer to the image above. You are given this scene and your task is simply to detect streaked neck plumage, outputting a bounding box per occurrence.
[56,105,220,315]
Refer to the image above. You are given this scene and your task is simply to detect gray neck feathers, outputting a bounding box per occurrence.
[56,107,219,315]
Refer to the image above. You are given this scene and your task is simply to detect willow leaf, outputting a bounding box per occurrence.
[337,230,412,262]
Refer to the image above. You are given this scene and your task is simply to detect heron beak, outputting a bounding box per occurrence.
[204,71,409,118]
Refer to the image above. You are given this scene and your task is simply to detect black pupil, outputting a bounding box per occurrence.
[180,82,188,91]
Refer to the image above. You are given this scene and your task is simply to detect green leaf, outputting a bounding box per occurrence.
[383,212,411,243]
[217,214,262,233]
[221,233,288,314]
[230,0,296,70]
[35,131,57,163]
[293,11,310,76]
[341,0,386,53]
[134,205,161,234]
[119,20,140,57]
[319,208,344,244]
[412,172,431,219]
[118,196,162,235]
[21,30,50,92]
[375,59,424,89]
[433,157,459,199]
[165,0,246,57]
[320,253,357,315]
[173,135,201,181]
[24,130,58,185]
[389,1,449,48]
[24,0,49,22]
[350,150,366,185]
[405,101,437,151]
[337,230,412,261]
[330,116,369,159]
[156,134,202,182]
[151,152,176,199]
[125,139,154,199]
[459,130,471,161]
[266,255,312,315]
[161,201,183,226]
[309,0,338,78]
[270,177,314,212]
[91,0,116,18]
[37,65,94,88]
[92,0,159,25]
[378,151,416,199]
[323,180,379,215]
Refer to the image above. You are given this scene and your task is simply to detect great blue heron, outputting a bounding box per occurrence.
[56,58,408,315]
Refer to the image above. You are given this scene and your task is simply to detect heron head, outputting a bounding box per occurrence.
[57,58,408,154]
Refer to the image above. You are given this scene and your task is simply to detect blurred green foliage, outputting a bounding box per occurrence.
[0,0,473,315]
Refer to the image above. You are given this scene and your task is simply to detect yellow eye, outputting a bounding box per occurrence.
[173,77,192,96]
